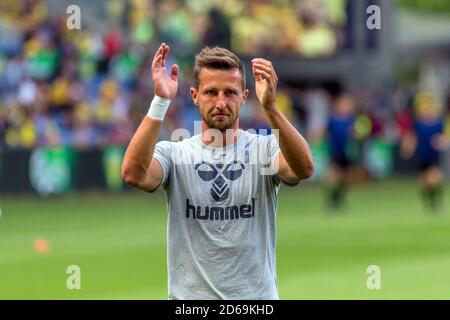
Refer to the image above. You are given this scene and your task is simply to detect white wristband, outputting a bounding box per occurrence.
[147,95,171,120]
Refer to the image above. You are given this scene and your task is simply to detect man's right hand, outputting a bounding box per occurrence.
[152,43,179,99]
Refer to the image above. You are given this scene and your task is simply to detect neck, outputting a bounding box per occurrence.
[201,120,241,147]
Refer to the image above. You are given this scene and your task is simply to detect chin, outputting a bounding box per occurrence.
[205,118,234,131]
[212,123,232,131]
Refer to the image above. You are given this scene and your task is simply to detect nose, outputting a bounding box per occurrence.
[215,92,227,109]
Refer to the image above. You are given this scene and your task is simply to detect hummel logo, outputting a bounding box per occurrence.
[194,161,245,202]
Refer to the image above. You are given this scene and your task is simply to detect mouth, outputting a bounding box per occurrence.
[212,113,229,119]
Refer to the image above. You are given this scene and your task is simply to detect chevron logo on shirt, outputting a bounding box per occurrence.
[194,160,245,202]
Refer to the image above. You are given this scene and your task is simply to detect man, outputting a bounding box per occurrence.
[121,43,314,299]
[401,92,446,212]
[325,93,357,210]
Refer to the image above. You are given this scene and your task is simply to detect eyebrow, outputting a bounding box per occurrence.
[202,87,239,92]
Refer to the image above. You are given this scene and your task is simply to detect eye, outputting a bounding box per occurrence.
[195,162,218,181]
[225,90,237,96]
[205,89,217,96]
[223,161,245,181]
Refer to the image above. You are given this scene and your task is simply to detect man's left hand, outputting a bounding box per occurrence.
[252,58,278,111]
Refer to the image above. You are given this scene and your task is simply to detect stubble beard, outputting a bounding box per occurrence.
[204,113,237,132]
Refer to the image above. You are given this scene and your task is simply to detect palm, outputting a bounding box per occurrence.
[153,67,177,99]
[151,43,178,100]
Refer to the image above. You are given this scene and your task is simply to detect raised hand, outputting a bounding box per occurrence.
[251,58,278,110]
[151,43,179,99]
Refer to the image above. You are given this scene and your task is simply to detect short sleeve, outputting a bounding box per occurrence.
[265,134,299,187]
[153,140,172,189]
[263,134,282,185]
[266,134,281,172]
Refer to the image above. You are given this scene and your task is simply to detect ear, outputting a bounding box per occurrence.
[190,87,199,106]
[242,89,249,106]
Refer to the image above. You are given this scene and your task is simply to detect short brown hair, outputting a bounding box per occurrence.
[194,46,246,90]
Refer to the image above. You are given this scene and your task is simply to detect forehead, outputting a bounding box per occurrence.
[198,68,242,89]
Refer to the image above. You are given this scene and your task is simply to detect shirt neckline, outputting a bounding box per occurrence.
[195,129,246,152]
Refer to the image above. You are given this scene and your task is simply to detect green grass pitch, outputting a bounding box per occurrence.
[1,179,449,299]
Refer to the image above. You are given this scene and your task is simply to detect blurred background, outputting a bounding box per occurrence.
[0,0,450,299]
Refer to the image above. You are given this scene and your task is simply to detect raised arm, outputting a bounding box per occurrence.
[121,43,179,192]
[251,58,314,184]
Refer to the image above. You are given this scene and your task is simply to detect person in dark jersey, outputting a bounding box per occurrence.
[401,92,446,212]
[325,93,357,210]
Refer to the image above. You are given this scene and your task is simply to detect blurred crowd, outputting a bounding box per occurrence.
[0,0,347,150]
[0,0,449,154]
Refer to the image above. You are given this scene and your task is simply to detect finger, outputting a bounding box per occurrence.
[251,65,261,81]
[253,68,272,81]
[170,64,179,81]
[156,43,164,56]
[252,63,272,74]
[251,58,272,66]
[251,65,265,81]
[162,45,170,67]
[253,65,275,85]
[252,62,278,82]
[272,65,278,82]
[152,53,163,69]
[153,43,165,62]
[253,70,262,81]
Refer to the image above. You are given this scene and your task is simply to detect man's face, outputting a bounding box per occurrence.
[335,94,355,116]
[190,68,249,131]
[418,104,438,120]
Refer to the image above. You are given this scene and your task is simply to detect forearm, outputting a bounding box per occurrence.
[121,117,162,183]
[265,106,314,179]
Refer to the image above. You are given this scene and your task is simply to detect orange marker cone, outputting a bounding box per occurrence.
[34,238,50,254]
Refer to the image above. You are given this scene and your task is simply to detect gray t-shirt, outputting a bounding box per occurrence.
[153,129,283,300]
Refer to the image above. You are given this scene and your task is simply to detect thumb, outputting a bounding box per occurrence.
[170,64,179,81]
